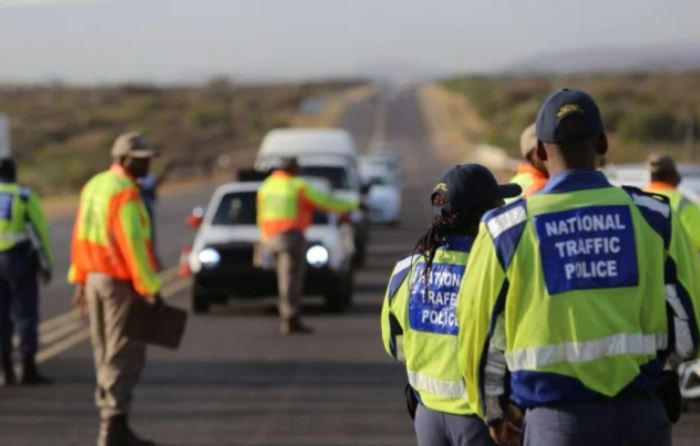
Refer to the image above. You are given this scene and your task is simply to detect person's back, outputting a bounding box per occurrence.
[500,173,673,402]
[382,241,472,414]
[383,164,521,446]
[458,89,700,446]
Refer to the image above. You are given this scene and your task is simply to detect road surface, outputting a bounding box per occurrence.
[2,89,700,446]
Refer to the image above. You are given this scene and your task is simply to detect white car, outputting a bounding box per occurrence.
[358,160,401,226]
[185,178,356,314]
[365,143,400,178]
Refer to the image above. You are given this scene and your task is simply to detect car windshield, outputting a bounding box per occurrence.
[299,166,350,189]
[211,191,328,225]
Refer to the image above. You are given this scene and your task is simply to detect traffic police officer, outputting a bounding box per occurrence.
[507,123,548,201]
[381,164,521,446]
[257,157,358,335]
[457,89,700,446]
[645,153,700,251]
[0,157,53,386]
[69,132,161,446]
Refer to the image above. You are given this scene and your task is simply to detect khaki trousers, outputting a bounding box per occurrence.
[86,273,146,420]
[266,230,307,321]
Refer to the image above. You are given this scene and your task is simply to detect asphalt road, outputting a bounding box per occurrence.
[3,89,700,446]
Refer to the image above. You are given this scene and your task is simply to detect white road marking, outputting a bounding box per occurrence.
[36,278,190,363]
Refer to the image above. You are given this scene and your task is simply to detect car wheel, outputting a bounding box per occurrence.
[190,287,211,314]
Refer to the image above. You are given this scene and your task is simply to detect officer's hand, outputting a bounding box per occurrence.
[71,285,87,316]
[488,405,524,446]
[147,292,164,309]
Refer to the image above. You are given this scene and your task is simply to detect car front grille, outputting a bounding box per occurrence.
[214,244,255,267]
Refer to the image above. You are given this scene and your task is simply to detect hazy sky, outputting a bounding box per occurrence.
[1,0,699,83]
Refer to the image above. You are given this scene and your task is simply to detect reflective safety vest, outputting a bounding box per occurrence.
[646,182,700,252]
[457,170,700,422]
[381,236,475,415]
[68,165,161,296]
[0,182,53,267]
[257,170,358,241]
[507,164,547,203]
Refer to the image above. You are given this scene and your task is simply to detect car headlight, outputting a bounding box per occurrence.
[306,245,329,267]
[198,248,221,267]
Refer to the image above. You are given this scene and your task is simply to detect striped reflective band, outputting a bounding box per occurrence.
[632,193,670,218]
[665,284,695,358]
[407,370,466,399]
[0,233,28,243]
[487,206,527,239]
[505,333,668,371]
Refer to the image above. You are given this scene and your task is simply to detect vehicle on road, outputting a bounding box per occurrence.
[255,128,371,267]
[358,158,401,226]
[183,178,356,315]
[607,162,700,202]
[256,128,357,162]
[366,142,400,177]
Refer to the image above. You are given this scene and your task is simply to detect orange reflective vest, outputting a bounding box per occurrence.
[67,165,161,296]
[510,163,548,198]
[257,171,358,241]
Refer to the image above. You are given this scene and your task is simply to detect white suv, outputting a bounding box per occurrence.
[186,178,356,314]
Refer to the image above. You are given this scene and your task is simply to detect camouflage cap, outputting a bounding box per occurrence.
[111,132,158,159]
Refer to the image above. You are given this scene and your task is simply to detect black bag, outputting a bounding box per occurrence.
[404,384,419,420]
[660,370,682,424]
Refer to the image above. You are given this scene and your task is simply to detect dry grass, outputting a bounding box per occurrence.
[0,78,367,197]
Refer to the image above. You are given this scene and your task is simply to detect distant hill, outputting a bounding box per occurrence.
[507,43,700,74]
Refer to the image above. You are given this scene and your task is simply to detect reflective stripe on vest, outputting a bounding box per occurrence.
[0,183,31,252]
[407,370,467,399]
[505,333,668,371]
[0,233,29,243]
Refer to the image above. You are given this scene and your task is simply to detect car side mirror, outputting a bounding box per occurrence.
[185,206,205,228]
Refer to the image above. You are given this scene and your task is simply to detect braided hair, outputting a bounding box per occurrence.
[413,193,490,283]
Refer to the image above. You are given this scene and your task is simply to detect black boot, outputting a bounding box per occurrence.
[1,353,15,386]
[98,415,155,446]
[20,355,52,385]
[280,317,314,335]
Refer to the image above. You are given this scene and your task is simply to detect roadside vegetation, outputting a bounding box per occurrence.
[441,72,700,164]
[0,78,365,195]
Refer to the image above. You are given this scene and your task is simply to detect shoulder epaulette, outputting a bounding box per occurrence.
[18,185,33,202]
[483,198,528,270]
[387,253,420,302]
[621,186,671,250]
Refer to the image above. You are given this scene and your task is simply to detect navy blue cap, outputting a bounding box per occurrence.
[431,164,521,215]
[536,88,604,143]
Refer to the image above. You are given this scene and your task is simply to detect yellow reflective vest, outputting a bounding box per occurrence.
[381,236,474,415]
[257,171,357,241]
[457,171,700,423]
[68,165,160,296]
[0,182,53,268]
[646,182,700,252]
